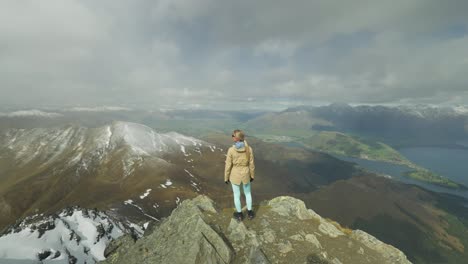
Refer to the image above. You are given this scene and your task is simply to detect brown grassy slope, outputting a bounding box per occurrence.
[297,175,467,263]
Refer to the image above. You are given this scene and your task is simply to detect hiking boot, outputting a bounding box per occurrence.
[247,210,255,220]
[233,211,244,222]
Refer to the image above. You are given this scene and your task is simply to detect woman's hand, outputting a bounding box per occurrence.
[225,179,230,184]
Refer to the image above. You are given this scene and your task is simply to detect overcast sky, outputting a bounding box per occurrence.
[1,0,468,109]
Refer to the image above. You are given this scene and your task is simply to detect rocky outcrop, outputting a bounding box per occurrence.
[100,195,412,264]
[101,195,234,264]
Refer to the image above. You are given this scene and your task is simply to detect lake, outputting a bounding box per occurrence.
[281,141,468,201]
[330,153,468,201]
[398,147,468,187]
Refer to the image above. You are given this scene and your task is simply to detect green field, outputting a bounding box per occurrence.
[403,170,466,189]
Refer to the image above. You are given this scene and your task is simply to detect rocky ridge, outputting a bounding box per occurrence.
[100,195,411,264]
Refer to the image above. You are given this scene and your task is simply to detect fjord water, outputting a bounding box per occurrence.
[329,153,468,201]
[398,146,468,187]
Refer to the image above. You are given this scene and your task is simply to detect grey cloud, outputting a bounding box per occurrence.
[1,0,467,109]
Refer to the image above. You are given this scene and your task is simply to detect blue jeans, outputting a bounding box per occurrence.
[231,182,252,212]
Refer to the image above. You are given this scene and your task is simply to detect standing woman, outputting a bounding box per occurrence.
[225,129,255,221]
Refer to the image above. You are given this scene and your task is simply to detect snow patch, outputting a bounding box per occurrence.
[0,207,131,264]
[208,145,217,152]
[180,145,189,156]
[190,182,201,192]
[139,189,152,199]
[184,169,195,178]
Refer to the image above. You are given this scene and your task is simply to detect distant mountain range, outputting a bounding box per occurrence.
[279,103,468,146]
[2,103,467,147]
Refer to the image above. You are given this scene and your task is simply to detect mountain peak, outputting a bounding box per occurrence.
[106,121,207,155]
[100,194,411,264]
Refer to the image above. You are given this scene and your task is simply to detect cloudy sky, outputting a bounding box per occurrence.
[1,0,468,110]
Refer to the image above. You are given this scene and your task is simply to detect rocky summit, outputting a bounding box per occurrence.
[100,195,411,264]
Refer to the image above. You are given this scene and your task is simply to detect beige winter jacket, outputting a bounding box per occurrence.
[224,140,255,185]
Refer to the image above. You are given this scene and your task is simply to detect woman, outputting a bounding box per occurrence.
[224,129,255,221]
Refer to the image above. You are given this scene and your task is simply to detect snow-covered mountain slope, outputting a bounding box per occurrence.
[0,121,231,263]
[0,121,222,180]
[1,121,213,168]
[0,121,225,234]
[0,206,143,264]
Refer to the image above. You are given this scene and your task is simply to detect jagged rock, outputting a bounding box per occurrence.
[194,196,218,213]
[305,233,322,249]
[245,229,260,248]
[318,221,344,238]
[99,195,412,264]
[260,218,269,227]
[277,240,293,254]
[268,196,321,220]
[289,234,304,241]
[358,247,365,255]
[103,234,135,258]
[351,230,411,264]
[260,228,276,244]
[227,218,260,253]
[331,257,343,264]
[249,246,271,264]
[306,253,330,264]
[37,250,52,261]
[37,221,55,238]
[100,195,234,264]
[227,219,247,242]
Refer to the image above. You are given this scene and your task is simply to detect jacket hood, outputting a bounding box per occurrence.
[233,140,248,152]
[234,146,246,152]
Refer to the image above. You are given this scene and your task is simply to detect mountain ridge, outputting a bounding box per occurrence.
[100,194,411,264]
[0,205,144,264]
[0,121,221,232]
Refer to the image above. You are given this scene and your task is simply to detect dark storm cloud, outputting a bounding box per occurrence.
[1,0,467,109]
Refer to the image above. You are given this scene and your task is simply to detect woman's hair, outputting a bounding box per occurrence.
[233,129,250,162]
[233,129,244,141]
